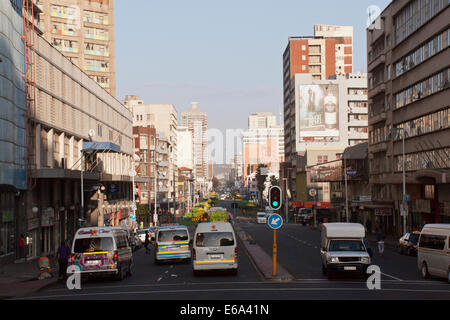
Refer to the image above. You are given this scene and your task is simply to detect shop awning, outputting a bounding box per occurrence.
[83,142,121,153]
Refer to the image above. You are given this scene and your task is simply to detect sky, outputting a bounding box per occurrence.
[115,0,391,161]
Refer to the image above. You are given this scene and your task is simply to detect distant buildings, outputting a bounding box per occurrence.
[180,103,208,180]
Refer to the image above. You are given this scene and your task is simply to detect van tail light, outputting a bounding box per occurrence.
[192,248,196,261]
[113,251,118,263]
[234,247,238,261]
[71,254,74,263]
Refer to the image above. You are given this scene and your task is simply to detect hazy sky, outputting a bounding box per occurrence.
[115,0,391,160]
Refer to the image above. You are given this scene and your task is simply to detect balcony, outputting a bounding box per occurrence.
[348,131,368,140]
[157,147,168,154]
[369,142,387,153]
[368,83,386,99]
[368,112,387,125]
[157,160,169,167]
[368,54,385,73]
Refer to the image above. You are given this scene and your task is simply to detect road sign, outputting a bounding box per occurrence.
[268,213,283,230]
[308,188,317,197]
[400,202,409,217]
[346,169,357,176]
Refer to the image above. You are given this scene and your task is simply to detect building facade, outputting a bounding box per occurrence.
[22,27,134,260]
[180,102,208,179]
[37,0,116,95]
[367,0,450,235]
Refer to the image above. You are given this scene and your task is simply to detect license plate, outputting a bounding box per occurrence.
[344,266,357,271]
[209,254,222,260]
[85,260,101,265]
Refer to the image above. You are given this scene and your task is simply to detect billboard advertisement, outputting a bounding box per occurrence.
[297,84,339,141]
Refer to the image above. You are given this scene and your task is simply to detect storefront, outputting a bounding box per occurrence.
[0,209,14,259]
[40,208,55,255]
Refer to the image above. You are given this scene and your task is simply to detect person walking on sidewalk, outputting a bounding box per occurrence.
[144,232,150,254]
[376,228,386,257]
[57,241,71,280]
[19,234,25,260]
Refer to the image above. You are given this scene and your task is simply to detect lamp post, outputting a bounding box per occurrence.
[391,127,407,235]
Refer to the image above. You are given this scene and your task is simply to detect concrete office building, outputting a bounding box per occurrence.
[123,96,179,210]
[177,126,194,171]
[286,73,368,200]
[37,0,116,95]
[16,24,135,260]
[367,0,450,234]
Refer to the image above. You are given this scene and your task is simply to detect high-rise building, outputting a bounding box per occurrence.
[180,103,208,179]
[242,112,284,184]
[367,0,450,233]
[177,126,194,171]
[37,0,116,95]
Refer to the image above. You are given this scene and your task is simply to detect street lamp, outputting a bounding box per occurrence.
[391,127,407,235]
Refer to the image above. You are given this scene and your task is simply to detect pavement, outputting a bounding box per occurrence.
[0,257,59,299]
[235,223,294,282]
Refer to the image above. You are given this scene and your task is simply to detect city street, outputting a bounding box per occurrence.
[15,216,450,301]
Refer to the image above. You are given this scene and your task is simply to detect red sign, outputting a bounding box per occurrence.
[303,202,331,208]
[292,202,303,208]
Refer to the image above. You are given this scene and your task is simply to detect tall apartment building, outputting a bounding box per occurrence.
[177,126,194,171]
[242,112,285,184]
[37,0,116,95]
[367,0,450,234]
[180,102,208,179]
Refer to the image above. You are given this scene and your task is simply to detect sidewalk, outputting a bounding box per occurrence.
[0,258,59,299]
[235,225,293,282]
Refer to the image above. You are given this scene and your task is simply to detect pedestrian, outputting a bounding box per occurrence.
[57,241,71,280]
[144,231,150,254]
[19,234,25,260]
[376,228,386,257]
[363,237,373,259]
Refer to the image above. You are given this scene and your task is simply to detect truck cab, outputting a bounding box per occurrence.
[320,223,371,279]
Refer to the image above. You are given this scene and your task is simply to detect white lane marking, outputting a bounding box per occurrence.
[157,276,163,282]
[18,286,450,300]
[381,272,404,281]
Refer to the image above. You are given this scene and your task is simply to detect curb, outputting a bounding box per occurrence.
[235,224,293,282]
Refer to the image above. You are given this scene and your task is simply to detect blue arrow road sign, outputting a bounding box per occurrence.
[268,214,283,230]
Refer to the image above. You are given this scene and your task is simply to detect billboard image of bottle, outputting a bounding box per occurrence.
[297,84,339,141]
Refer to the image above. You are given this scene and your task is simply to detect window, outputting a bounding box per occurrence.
[424,185,435,199]
[97,124,103,137]
[195,232,234,247]
[419,234,446,250]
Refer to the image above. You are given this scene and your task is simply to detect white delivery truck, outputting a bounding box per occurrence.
[320,223,371,279]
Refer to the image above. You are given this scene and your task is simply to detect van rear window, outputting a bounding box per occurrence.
[74,237,114,253]
[157,230,188,242]
[196,232,234,247]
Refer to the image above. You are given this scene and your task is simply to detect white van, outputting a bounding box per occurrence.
[257,212,267,224]
[69,227,133,280]
[320,223,371,279]
[192,222,238,276]
[417,224,450,283]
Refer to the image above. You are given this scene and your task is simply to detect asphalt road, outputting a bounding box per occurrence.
[16,202,450,301]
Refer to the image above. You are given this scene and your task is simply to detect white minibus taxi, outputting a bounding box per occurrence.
[417,224,450,283]
[257,212,267,224]
[192,222,238,276]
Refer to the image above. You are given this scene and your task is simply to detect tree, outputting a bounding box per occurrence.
[212,176,220,190]
[269,175,279,188]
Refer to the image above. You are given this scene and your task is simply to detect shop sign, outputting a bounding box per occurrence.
[28,217,39,230]
[415,199,431,213]
[2,211,13,223]
[41,208,55,227]
[374,208,392,216]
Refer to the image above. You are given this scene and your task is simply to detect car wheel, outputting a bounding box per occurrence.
[421,262,430,279]
[322,263,327,275]
[398,246,403,254]
[127,260,134,277]
[447,268,450,284]
[407,247,413,256]
[193,270,201,277]
[326,269,334,280]
[230,268,238,276]
[115,264,124,281]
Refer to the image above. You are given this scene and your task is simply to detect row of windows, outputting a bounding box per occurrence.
[348,89,368,95]
[395,68,450,109]
[394,147,450,172]
[50,6,109,26]
[395,107,449,139]
[85,59,109,72]
[394,0,449,44]
[369,125,391,145]
[395,28,450,78]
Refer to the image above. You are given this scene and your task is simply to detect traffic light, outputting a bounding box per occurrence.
[269,186,282,210]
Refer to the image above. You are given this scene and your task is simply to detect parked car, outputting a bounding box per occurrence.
[297,208,313,225]
[398,231,420,256]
